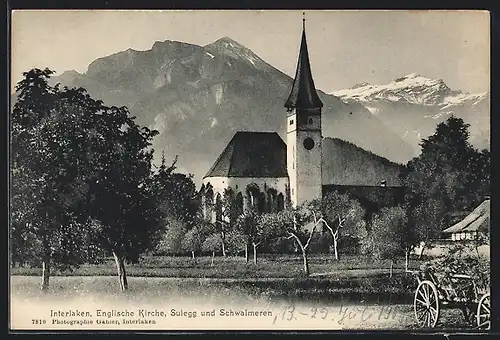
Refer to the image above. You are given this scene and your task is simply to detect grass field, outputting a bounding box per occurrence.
[11,254,426,279]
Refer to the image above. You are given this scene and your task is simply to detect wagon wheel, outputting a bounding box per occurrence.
[414,280,440,328]
[476,293,490,330]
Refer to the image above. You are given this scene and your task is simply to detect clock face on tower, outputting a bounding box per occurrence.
[303,137,315,150]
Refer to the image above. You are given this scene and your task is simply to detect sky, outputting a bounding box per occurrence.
[11,10,490,94]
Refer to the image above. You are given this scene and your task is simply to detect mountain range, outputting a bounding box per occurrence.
[15,37,489,184]
[331,73,490,153]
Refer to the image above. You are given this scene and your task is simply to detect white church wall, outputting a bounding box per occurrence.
[202,176,290,222]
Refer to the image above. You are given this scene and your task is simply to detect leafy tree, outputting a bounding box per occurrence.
[202,233,224,266]
[406,197,446,258]
[155,218,186,255]
[401,116,490,256]
[238,210,285,265]
[370,206,410,274]
[181,226,205,261]
[11,69,102,290]
[82,94,161,292]
[223,187,242,226]
[224,229,248,256]
[152,152,199,226]
[213,188,235,258]
[235,210,259,264]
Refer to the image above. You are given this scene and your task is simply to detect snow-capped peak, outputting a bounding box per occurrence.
[400,72,419,79]
[331,73,486,107]
[351,82,370,89]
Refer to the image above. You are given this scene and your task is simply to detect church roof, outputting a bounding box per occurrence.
[204,131,288,179]
[284,20,323,110]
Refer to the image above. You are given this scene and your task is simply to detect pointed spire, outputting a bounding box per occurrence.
[285,13,323,110]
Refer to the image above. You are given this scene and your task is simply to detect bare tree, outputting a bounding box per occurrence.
[261,206,321,276]
[311,193,366,261]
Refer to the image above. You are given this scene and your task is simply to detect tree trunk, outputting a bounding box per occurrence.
[405,248,409,272]
[113,251,128,291]
[333,234,339,260]
[41,257,50,291]
[418,243,426,259]
[244,245,249,263]
[301,249,309,276]
[191,250,195,260]
[289,232,311,277]
[324,222,339,261]
[41,215,51,292]
[253,243,258,265]
[221,233,227,258]
[211,251,215,266]
[389,259,393,278]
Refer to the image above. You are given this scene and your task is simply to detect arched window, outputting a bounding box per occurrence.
[277,193,285,212]
[215,193,223,223]
[257,191,266,214]
[246,183,260,212]
[267,188,277,213]
[204,184,214,220]
[235,192,244,217]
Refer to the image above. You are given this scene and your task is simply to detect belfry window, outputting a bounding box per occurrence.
[290,119,294,125]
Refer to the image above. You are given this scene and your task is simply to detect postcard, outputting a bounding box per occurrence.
[9,9,491,332]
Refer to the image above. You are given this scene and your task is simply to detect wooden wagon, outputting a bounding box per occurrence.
[412,268,490,329]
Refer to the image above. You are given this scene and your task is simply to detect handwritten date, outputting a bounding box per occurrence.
[272,304,408,325]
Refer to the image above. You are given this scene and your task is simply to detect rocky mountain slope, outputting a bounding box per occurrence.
[22,38,420,183]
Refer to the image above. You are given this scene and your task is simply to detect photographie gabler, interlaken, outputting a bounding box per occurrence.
[9,10,491,331]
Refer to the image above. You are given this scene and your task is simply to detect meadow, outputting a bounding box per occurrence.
[11,254,425,279]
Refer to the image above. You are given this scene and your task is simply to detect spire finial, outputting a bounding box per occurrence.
[302,12,305,30]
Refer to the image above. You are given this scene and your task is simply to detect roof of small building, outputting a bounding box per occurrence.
[204,131,288,179]
[442,199,490,234]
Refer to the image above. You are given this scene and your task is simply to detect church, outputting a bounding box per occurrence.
[200,17,404,223]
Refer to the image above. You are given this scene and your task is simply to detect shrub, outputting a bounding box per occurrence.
[369,206,409,259]
[421,243,490,291]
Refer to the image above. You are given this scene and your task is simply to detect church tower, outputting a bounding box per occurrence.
[285,14,323,208]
